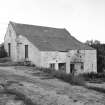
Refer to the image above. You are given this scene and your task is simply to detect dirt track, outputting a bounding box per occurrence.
[0,66,105,105]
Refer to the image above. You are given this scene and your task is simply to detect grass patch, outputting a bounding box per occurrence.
[0,83,37,105]
[3,89,37,105]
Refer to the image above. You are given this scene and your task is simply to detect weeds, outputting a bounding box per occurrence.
[38,67,85,86]
[38,67,105,93]
[80,72,105,83]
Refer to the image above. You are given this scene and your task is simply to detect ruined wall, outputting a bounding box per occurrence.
[67,49,97,74]
[41,49,97,73]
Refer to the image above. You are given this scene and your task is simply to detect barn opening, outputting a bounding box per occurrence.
[70,62,84,74]
[25,45,28,59]
[70,63,75,73]
[58,63,66,71]
[8,43,11,57]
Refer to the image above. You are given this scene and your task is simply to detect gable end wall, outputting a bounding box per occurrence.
[17,35,41,67]
[4,23,18,61]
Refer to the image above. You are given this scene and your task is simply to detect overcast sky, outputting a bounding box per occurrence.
[0,0,105,43]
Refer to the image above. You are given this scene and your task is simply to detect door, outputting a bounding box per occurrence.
[25,45,28,59]
[8,43,11,57]
[70,63,75,73]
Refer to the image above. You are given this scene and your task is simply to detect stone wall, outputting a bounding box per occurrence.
[4,24,41,67]
[67,50,97,74]
[16,35,41,67]
[41,51,67,70]
[40,49,97,74]
[84,50,97,73]
[4,23,18,61]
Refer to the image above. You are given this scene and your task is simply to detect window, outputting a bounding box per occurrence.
[58,63,66,71]
[8,43,11,57]
[50,63,55,69]
[25,45,28,58]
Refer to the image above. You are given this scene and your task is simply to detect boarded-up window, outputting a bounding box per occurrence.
[58,63,66,71]
[8,43,11,57]
[50,63,55,69]
[25,45,28,58]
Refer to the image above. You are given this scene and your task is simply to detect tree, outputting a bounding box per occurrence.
[85,40,93,45]
[85,40,105,73]
[0,43,7,58]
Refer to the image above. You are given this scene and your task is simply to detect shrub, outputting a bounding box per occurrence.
[80,72,97,81]
[81,72,105,81]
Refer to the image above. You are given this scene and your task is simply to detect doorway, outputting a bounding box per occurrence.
[25,45,28,59]
[8,43,11,57]
[58,63,66,72]
[70,63,75,74]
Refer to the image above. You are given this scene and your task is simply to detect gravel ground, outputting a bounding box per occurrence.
[0,66,105,105]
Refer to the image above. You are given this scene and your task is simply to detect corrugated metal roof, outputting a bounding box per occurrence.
[10,21,94,51]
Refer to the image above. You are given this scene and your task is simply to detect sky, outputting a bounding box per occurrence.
[0,0,105,43]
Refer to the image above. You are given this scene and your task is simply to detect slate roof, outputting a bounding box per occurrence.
[10,21,94,51]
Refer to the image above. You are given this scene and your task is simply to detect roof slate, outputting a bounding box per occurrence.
[10,21,94,51]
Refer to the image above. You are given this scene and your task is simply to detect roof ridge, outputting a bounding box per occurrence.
[9,21,65,30]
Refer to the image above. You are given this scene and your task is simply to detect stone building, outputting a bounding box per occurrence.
[4,21,97,74]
